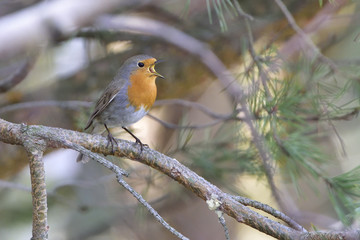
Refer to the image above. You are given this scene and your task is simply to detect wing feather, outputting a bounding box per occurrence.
[84,80,125,130]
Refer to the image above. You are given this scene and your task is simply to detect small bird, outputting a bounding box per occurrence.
[77,54,164,163]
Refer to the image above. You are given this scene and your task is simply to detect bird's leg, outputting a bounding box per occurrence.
[122,127,146,152]
[104,124,118,154]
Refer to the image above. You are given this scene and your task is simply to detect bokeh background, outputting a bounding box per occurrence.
[0,0,360,239]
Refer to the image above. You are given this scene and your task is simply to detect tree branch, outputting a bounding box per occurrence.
[231,195,305,232]
[0,118,298,238]
[0,0,138,60]
[52,138,188,239]
[116,176,189,240]
[21,124,48,240]
[0,100,91,114]
[154,99,242,120]
[94,14,285,214]
[276,0,348,66]
[2,118,358,239]
[0,54,38,92]
[237,4,285,210]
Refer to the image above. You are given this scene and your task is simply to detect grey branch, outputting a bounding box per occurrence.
[116,176,189,240]
[2,118,359,239]
[0,100,91,114]
[154,99,241,120]
[22,125,48,240]
[274,0,344,70]
[30,124,188,240]
[0,54,38,93]
[94,15,282,211]
[231,195,305,232]
[218,213,230,240]
[0,0,137,60]
[0,118,298,239]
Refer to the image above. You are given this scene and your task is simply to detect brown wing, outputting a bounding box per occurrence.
[84,80,123,130]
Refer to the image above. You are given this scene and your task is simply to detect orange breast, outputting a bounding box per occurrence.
[127,71,157,111]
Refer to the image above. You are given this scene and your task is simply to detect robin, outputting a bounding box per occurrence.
[77,54,164,163]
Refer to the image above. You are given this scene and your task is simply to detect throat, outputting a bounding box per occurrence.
[127,74,157,111]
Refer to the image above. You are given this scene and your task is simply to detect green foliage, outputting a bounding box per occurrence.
[206,0,238,31]
[319,0,336,7]
[175,43,360,224]
[176,119,261,188]
[181,0,191,18]
[237,45,360,224]
[327,166,360,225]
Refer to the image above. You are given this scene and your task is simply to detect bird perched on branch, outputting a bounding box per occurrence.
[77,54,164,163]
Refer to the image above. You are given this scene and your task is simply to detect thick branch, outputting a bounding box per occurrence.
[0,0,137,60]
[3,118,358,239]
[21,126,48,240]
[0,118,300,239]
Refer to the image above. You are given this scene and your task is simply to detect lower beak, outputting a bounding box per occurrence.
[150,64,164,79]
[153,72,164,79]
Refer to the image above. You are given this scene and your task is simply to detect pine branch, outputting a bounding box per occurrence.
[237,2,285,210]
[94,14,286,221]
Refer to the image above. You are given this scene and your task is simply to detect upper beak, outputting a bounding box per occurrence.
[150,61,164,79]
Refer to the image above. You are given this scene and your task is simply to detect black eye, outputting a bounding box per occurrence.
[138,62,144,67]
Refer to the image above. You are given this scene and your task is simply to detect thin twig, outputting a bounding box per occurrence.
[1,99,357,123]
[154,99,242,120]
[218,212,230,240]
[237,3,286,209]
[242,15,272,98]
[116,176,189,240]
[233,1,254,21]
[0,100,91,114]
[231,195,306,232]
[148,113,227,129]
[273,0,337,71]
[39,131,189,240]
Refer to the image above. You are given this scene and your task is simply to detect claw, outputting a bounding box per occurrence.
[122,127,146,153]
[104,124,118,154]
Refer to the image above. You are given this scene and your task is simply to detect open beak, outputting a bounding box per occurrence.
[149,60,164,79]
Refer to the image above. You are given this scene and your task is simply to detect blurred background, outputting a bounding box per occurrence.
[0,0,360,239]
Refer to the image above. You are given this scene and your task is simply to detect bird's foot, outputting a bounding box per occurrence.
[106,133,118,154]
